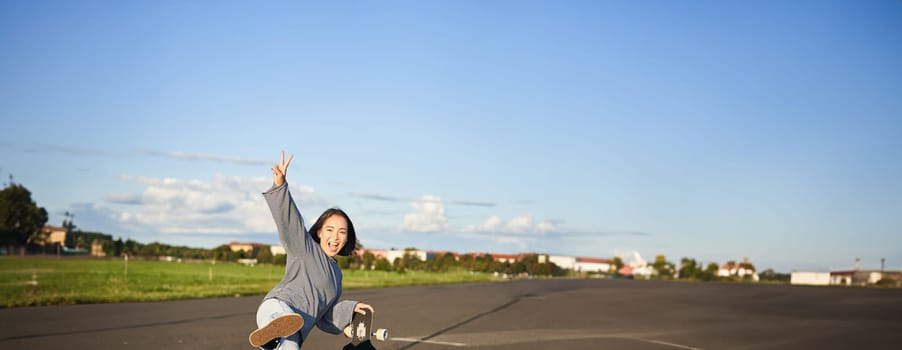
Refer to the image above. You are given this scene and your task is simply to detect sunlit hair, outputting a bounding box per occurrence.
[308,208,357,256]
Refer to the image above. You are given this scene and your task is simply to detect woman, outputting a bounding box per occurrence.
[249,151,373,349]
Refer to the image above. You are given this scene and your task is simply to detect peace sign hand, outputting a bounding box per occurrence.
[271,150,294,187]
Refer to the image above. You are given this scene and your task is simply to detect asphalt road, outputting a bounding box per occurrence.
[2,278,901,349]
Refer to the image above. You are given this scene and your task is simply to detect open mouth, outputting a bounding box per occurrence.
[328,242,340,250]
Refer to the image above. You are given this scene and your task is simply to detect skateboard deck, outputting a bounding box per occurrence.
[343,309,389,346]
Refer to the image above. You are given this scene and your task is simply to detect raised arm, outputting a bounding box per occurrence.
[263,151,310,256]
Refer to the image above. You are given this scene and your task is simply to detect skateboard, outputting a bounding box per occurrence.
[343,309,389,346]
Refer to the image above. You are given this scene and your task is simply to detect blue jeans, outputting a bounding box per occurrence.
[256,298,303,349]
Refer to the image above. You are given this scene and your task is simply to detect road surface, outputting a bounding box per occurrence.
[2,278,901,349]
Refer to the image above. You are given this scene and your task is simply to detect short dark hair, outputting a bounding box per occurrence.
[308,208,357,256]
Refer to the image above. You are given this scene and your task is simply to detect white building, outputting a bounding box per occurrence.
[790,272,831,285]
[549,256,576,270]
[792,270,889,286]
[385,249,433,263]
[575,257,612,273]
[270,245,286,256]
[829,270,884,286]
[621,252,653,277]
[718,263,760,281]
[550,256,612,273]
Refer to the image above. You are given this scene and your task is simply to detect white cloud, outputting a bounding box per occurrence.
[504,216,533,233]
[107,174,322,235]
[534,221,557,233]
[464,215,558,235]
[400,195,448,233]
[465,215,502,232]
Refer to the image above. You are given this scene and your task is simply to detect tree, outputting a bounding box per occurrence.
[511,260,527,275]
[0,182,48,246]
[256,245,273,264]
[349,251,363,270]
[702,262,720,281]
[652,254,676,279]
[458,254,475,270]
[362,251,375,270]
[373,258,391,271]
[739,257,756,273]
[336,255,351,269]
[679,258,701,280]
[759,268,790,283]
[62,211,79,248]
[113,238,124,257]
[400,251,424,271]
[611,256,624,273]
[272,253,287,266]
[436,252,457,272]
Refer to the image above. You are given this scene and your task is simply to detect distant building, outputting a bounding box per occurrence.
[575,257,612,273]
[270,245,285,256]
[237,258,258,266]
[830,270,883,286]
[613,252,653,277]
[229,242,265,253]
[427,250,460,260]
[493,253,525,264]
[879,272,902,287]
[39,225,67,246]
[357,249,389,260]
[385,249,434,263]
[355,247,609,273]
[790,272,831,285]
[618,265,633,275]
[550,256,612,273]
[718,262,759,281]
[790,270,899,286]
[550,256,576,269]
[90,240,106,257]
[626,252,653,277]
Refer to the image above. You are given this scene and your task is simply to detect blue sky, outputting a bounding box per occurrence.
[2,1,900,272]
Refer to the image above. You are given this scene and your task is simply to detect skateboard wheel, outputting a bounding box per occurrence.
[375,328,389,341]
[343,326,352,338]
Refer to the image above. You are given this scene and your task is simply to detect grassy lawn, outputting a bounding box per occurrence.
[0,256,498,308]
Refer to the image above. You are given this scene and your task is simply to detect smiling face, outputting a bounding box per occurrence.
[317,214,348,257]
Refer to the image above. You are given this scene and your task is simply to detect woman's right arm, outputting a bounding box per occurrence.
[262,151,310,256]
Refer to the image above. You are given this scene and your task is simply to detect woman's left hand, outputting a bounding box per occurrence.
[355,302,374,315]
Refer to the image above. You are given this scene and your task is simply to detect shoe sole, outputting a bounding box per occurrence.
[249,313,304,347]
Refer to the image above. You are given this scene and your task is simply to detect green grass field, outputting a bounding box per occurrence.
[0,256,498,308]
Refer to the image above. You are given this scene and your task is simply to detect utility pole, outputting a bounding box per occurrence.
[855,257,861,271]
[881,258,885,272]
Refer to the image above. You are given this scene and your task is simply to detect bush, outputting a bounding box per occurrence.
[373,258,391,271]
[272,254,287,266]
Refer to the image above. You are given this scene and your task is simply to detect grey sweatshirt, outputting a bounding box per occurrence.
[262,183,357,339]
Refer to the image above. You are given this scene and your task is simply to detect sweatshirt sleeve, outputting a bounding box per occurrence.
[315,300,358,334]
[263,183,311,256]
